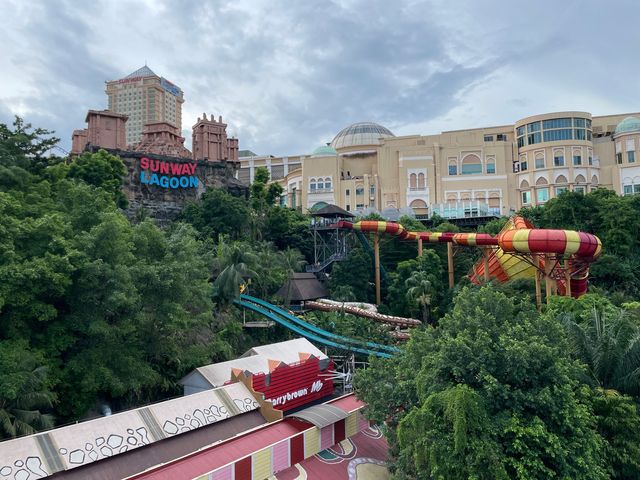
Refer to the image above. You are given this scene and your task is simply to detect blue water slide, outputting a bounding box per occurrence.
[239,294,400,354]
[234,298,394,359]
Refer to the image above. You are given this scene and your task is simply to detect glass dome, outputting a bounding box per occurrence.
[331,122,394,149]
[310,145,338,157]
[614,116,640,135]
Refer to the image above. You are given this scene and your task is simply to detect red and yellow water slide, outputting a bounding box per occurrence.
[336,216,601,302]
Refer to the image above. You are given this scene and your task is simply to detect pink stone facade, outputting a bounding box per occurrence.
[71,110,239,163]
[129,121,192,158]
[192,113,239,162]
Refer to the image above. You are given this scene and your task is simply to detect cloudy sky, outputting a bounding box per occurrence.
[1,0,639,156]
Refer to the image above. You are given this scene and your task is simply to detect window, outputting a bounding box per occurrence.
[543,118,572,129]
[628,151,635,163]
[448,163,458,175]
[543,129,573,142]
[623,185,633,196]
[497,134,507,141]
[417,173,425,189]
[517,137,526,148]
[616,153,623,164]
[527,132,542,145]
[370,185,376,195]
[574,118,586,128]
[537,188,549,203]
[486,162,496,174]
[575,129,586,140]
[636,185,640,194]
[461,155,482,175]
[586,119,592,129]
[516,126,525,137]
[555,186,568,196]
[528,122,541,132]
[522,190,531,204]
[316,179,324,190]
[574,186,586,194]
[346,204,351,210]
[409,173,417,189]
[520,161,528,171]
[324,177,332,190]
[554,155,565,166]
[535,156,545,169]
[484,134,494,142]
[310,179,317,192]
[345,189,350,196]
[355,187,364,195]
[588,155,593,165]
[356,203,364,208]
[573,155,582,166]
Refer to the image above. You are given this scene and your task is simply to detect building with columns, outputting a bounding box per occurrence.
[237,112,640,218]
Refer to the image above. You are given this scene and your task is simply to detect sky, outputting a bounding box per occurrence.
[1,0,639,156]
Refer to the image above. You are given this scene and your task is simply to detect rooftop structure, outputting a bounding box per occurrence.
[106,65,184,145]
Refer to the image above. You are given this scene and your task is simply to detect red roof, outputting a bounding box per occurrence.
[328,393,366,413]
[130,418,311,480]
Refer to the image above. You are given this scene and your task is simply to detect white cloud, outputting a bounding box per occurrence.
[1,0,639,155]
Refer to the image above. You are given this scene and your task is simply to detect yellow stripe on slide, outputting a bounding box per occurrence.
[511,230,531,253]
[563,230,581,255]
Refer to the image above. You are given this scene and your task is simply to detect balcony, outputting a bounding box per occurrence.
[430,201,500,220]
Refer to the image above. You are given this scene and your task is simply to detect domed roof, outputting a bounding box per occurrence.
[615,116,640,135]
[311,145,338,157]
[331,122,394,149]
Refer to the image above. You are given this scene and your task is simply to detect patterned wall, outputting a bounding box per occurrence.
[0,382,259,479]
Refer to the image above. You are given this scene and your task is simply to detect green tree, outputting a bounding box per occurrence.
[181,187,250,240]
[405,270,435,324]
[355,286,608,480]
[65,149,128,208]
[561,307,640,397]
[0,340,55,439]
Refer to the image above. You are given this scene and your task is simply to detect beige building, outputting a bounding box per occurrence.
[238,113,640,218]
[106,65,184,145]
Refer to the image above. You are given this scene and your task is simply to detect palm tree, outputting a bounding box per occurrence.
[405,271,434,324]
[562,308,640,397]
[278,248,306,306]
[212,238,258,303]
[0,365,55,440]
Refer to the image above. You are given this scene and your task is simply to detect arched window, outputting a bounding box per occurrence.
[520,180,531,205]
[486,159,496,174]
[536,177,549,203]
[591,175,598,186]
[310,178,317,192]
[555,174,568,184]
[409,173,417,189]
[410,199,428,216]
[461,154,482,175]
[575,174,586,184]
[553,149,565,167]
[448,159,458,175]
[488,192,500,211]
[535,152,545,169]
[417,172,426,189]
[324,177,332,190]
[460,191,471,201]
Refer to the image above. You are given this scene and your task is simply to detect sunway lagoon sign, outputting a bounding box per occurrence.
[139,157,199,189]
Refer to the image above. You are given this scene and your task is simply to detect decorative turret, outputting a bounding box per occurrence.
[192,114,239,162]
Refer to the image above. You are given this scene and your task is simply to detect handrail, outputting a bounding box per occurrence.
[234,299,393,358]
[239,294,400,353]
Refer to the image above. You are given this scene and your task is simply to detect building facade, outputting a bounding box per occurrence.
[105,65,184,145]
[238,113,640,218]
